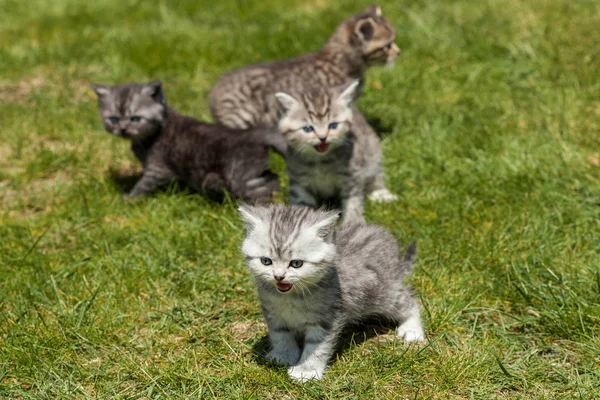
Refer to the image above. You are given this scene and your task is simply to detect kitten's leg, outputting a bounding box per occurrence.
[367,172,398,203]
[244,172,280,201]
[289,183,317,207]
[288,323,339,382]
[126,165,173,197]
[341,181,365,222]
[266,326,301,367]
[393,298,425,343]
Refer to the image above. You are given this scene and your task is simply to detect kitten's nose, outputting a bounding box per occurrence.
[274,275,285,282]
[319,137,327,143]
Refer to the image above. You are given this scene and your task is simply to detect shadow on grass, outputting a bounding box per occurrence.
[251,317,398,369]
[108,168,226,202]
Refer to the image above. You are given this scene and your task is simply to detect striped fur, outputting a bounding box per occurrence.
[275,83,382,221]
[91,81,285,201]
[239,204,424,382]
[209,5,399,130]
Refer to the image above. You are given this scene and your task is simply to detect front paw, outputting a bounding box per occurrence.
[368,189,398,203]
[288,365,324,382]
[265,347,301,366]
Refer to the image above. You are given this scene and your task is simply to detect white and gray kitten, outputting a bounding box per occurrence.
[275,81,397,222]
[239,205,424,382]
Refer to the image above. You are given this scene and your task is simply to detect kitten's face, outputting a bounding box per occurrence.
[239,205,339,294]
[275,81,358,155]
[91,81,166,141]
[347,5,400,67]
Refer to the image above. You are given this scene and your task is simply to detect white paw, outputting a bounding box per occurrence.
[266,347,301,366]
[368,189,398,203]
[288,366,324,382]
[396,320,425,343]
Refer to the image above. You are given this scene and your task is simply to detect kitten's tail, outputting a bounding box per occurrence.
[401,242,417,275]
[256,126,288,156]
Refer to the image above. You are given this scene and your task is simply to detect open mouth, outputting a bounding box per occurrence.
[276,282,293,293]
[314,143,329,153]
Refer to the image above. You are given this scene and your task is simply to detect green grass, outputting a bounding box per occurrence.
[1,0,599,398]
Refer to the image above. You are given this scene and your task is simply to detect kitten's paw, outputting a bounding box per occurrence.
[368,189,398,203]
[288,366,324,383]
[396,318,425,343]
[265,347,301,366]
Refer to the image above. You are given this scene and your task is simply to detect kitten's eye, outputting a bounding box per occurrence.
[328,122,338,130]
[109,117,119,123]
[302,125,314,133]
[130,116,142,122]
[384,43,393,50]
[289,260,303,268]
[260,257,273,266]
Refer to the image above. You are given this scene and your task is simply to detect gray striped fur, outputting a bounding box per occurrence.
[276,83,384,221]
[239,205,424,382]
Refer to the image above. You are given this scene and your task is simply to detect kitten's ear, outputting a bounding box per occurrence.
[355,17,376,41]
[364,4,382,16]
[311,211,340,243]
[275,92,299,113]
[141,80,165,102]
[91,84,110,98]
[238,205,263,232]
[337,80,360,108]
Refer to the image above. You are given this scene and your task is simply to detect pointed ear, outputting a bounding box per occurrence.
[238,205,264,232]
[141,80,165,102]
[355,17,376,41]
[91,84,110,98]
[275,92,299,113]
[311,211,340,243]
[337,80,360,108]
[364,4,382,16]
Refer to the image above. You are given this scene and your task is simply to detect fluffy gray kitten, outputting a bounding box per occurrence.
[276,80,388,221]
[91,80,285,200]
[239,205,424,382]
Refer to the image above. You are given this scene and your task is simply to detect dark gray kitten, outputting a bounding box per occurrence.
[239,205,424,382]
[91,81,286,200]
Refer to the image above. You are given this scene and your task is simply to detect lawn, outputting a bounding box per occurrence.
[1,0,599,398]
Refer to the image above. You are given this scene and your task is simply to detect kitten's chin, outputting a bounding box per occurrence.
[276,282,293,293]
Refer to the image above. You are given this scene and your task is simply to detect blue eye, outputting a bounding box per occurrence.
[109,117,119,123]
[328,122,338,130]
[130,116,141,122]
[289,260,303,268]
[302,125,314,133]
[261,257,273,265]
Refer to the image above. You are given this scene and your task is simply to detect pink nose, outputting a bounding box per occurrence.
[274,275,285,282]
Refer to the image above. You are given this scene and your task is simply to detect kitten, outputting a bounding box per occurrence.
[239,205,424,382]
[209,4,399,203]
[209,4,399,129]
[91,80,286,200]
[275,80,383,221]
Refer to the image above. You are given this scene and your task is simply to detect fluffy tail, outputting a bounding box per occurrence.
[399,242,417,277]
[254,126,287,156]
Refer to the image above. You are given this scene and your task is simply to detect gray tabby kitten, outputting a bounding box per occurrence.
[209,4,399,204]
[239,205,424,382]
[275,80,382,221]
[91,81,285,200]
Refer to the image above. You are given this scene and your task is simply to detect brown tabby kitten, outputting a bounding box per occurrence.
[209,4,399,203]
[209,4,399,129]
[92,81,285,201]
